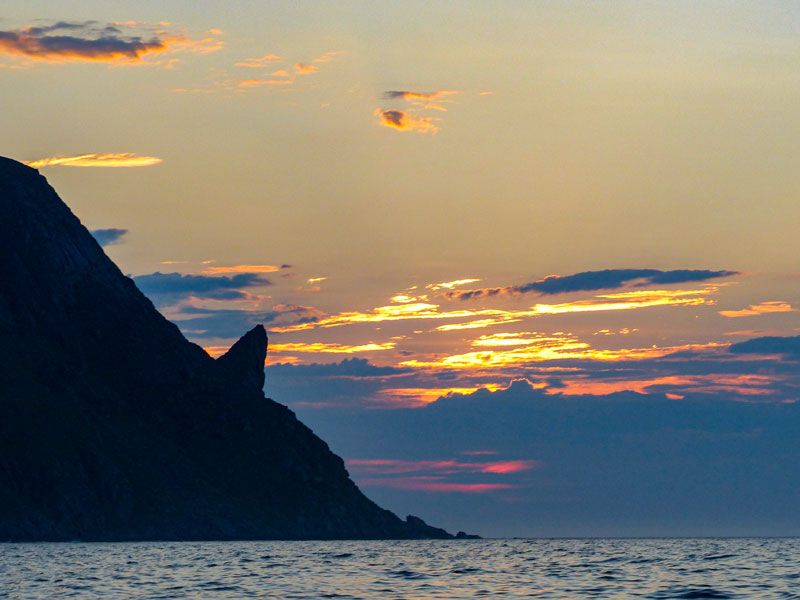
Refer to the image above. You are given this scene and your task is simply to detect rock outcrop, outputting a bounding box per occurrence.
[0,157,457,541]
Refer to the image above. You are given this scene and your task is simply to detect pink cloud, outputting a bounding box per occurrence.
[347,458,539,475]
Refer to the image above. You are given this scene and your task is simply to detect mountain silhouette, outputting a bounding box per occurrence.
[0,156,460,541]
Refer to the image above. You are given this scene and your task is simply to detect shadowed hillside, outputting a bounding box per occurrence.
[0,157,459,541]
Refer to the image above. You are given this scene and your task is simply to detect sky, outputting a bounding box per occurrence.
[3,1,800,537]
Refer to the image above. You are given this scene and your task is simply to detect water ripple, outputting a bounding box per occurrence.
[1,538,799,599]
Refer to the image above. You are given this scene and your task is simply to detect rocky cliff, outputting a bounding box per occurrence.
[0,156,455,541]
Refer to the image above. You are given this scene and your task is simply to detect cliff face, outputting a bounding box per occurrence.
[0,157,452,541]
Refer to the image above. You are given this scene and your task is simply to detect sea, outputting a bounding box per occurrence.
[2,538,799,599]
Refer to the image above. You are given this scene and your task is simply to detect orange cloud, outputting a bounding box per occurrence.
[400,340,725,370]
[0,22,222,64]
[374,109,439,134]
[238,78,292,87]
[294,62,317,74]
[271,69,290,77]
[719,301,796,318]
[435,318,523,331]
[25,153,162,168]
[524,289,711,316]
[273,288,717,334]
[312,50,345,63]
[234,53,280,67]
[426,278,482,291]
[269,342,395,354]
[202,264,287,275]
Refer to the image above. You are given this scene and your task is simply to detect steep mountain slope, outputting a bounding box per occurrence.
[0,157,454,541]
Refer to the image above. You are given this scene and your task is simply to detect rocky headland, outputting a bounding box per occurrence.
[0,156,467,541]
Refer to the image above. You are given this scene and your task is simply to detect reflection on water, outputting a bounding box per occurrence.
[2,538,800,599]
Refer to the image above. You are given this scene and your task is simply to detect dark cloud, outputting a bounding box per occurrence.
[133,271,270,302]
[447,268,739,300]
[380,109,404,127]
[0,22,165,61]
[289,379,800,537]
[172,304,320,339]
[24,21,121,36]
[269,357,412,378]
[90,228,128,247]
[729,334,800,357]
[174,307,279,339]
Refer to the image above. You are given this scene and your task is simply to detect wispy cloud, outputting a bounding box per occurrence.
[401,337,724,369]
[26,153,162,168]
[446,268,739,300]
[0,21,222,64]
[719,301,795,318]
[384,90,459,111]
[234,53,280,67]
[269,342,396,354]
[374,109,439,134]
[238,78,292,88]
[348,457,534,493]
[427,278,482,291]
[272,288,717,333]
[312,50,345,63]
[348,458,538,475]
[202,264,290,275]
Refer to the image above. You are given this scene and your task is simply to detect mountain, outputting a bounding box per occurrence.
[0,156,460,541]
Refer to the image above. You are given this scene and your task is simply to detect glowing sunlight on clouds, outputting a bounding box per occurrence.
[26,153,162,168]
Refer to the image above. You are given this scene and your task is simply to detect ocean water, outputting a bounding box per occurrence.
[2,538,799,599]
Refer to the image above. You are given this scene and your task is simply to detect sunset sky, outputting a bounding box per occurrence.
[4,1,800,536]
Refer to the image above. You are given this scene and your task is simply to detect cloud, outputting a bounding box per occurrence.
[234,53,280,67]
[133,271,270,301]
[348,457,536,494]
[285,377,800,535]
[0,21,222,63]
[383,90,459,111]
[426,278,482,291]
[268,357,411,378]
[238,78,292,88]
[356,478,515,493]
[446,268,739,300]
[348,458,539,475]
[312,50,345,63]
[25,153,162,168]
[202,264,289,275]
[90,228,128,246]
[729,334,800,357]
[719,301,796,318]
[270,342,396,354]
[294,62,316,74]
[272,288,717,333]
[374,109,439,134]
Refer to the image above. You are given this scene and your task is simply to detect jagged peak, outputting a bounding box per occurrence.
[215,325,268,392]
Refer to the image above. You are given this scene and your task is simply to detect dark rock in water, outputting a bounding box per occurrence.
[0,156,462,541]
[455,530,481,539]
